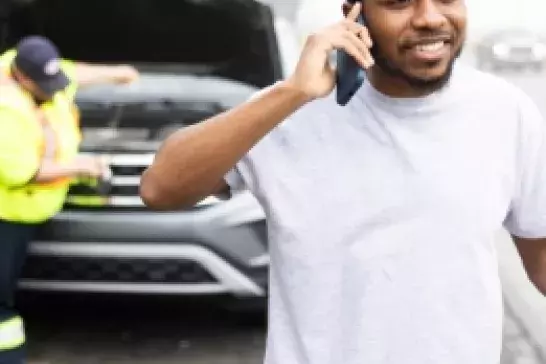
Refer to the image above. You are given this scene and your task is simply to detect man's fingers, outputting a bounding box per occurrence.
[333,36,373,69]
[343,32,367,59]
[347,1,362,21]
[343,20,373,48]
[345,32,374,66]
[359,28,373,48]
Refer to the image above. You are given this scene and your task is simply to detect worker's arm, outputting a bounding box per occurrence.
[0,109,80,186]
[32,157,104,183]
[512,236,546,295]
[70,62,139,88]
[0,109,107,187]
[58,57,138,92]
[0,109,43,187]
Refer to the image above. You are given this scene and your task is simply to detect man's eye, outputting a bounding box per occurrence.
[382,0,413,8]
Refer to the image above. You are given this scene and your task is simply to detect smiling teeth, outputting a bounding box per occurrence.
[416,42,444,52]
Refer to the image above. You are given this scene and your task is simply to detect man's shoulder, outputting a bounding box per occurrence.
[455,62,528,103]
[243,84,339,163]
[0,49,16,66]
[456,63,543,129]
[0,83,33,112]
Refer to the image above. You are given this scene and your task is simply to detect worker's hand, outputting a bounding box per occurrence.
[75,155,112,179]
[286,1,373,101]
[112,65,140,84]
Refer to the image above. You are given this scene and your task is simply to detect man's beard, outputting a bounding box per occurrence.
[369,42,463,92]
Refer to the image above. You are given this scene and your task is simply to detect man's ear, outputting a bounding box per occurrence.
[10,65,24,82]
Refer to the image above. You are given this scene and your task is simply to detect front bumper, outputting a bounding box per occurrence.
[20,192,269,297]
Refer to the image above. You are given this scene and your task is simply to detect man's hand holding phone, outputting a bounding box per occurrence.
[286,1,373,102]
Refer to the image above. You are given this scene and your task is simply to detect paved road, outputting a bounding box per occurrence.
[18,292,542,364]
[22,295,267,364]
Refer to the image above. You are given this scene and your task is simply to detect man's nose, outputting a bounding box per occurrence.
[411,0,447,30]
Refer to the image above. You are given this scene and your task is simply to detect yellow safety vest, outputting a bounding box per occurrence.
[0,50,82,223]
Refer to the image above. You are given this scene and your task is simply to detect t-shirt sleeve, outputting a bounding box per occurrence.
[224,165,246,193]
[503,92,546,238]
[223,156,255,196]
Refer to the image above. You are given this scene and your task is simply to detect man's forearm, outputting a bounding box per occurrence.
[513,236,546,296]
[140,80,310,210]
[33,159,82,183]
[73,63,132,87]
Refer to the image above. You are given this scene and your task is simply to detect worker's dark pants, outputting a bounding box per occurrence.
[0,220,37,364]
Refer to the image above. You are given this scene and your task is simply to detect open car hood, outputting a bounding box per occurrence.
[6,0,283,88]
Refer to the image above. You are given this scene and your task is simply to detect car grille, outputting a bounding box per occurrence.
[21,255,217,284]
[66,153,219,210]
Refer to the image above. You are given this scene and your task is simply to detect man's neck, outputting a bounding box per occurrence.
[367,68,442,99]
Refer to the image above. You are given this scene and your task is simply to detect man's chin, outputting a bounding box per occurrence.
[407,71,450,85]
[402,62,456,90]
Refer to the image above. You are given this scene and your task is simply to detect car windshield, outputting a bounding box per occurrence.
[5,0,282,88]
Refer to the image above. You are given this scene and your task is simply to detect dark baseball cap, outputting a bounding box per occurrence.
[14,36,70,96]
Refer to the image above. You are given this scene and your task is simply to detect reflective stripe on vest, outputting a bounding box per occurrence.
[0,316,25,351]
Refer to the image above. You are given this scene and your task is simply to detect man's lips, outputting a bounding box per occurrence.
[404,35,452,47]
[403,36,453,62]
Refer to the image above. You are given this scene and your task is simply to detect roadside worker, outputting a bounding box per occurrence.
[141,1,546,364]
[0,35,139,364]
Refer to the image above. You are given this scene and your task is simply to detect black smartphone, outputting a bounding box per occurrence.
[335,1,367,106]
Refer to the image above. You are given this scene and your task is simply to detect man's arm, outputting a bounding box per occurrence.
[513,236,546,295]
[140,81,310,210]
[71,62,139,87]
[139,3,373,211]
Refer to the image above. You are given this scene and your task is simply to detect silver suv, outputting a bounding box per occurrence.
[5,0,299,298]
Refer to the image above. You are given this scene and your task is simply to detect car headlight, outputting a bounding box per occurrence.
[493,44,510,57]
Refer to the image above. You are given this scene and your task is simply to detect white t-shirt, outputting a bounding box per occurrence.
[225,62,546,364]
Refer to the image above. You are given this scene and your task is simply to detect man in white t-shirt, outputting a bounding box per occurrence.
[140,1,546,363]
